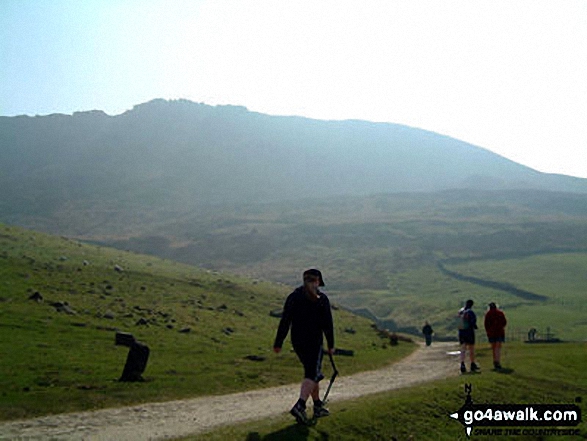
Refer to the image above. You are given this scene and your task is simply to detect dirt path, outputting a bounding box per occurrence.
[0,342,459,440]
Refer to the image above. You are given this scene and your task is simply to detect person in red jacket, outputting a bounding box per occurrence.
[484,302,507,370]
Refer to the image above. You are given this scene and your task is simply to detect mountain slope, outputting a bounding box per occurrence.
[1,99,586,226]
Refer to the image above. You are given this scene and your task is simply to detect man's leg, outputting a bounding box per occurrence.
[494,342,502,365]
[310,381,320,401]
[469,344,480,371]
[291,379,314,424]
[300,378,317,402]
[460,342,467,372]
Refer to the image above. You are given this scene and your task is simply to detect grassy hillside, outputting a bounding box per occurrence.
[92,190,587,342]
[0,224,415,421]
[180,342,587,441]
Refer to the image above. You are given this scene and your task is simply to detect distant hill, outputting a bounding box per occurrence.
[1,98,586,227]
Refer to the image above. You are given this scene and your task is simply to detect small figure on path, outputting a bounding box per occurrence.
[484,302,507,370]
[458,299,479,373]
[273,269,335,425]
[422,321,434,346]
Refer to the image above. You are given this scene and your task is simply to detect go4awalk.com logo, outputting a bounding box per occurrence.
[450,384,582,437]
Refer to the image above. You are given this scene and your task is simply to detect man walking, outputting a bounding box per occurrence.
[422,321,434,346]
[484,302,507,370]
[458,299,479,373]
[273,269,335,425]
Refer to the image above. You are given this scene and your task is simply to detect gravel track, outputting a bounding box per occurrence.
[0,342,459,440]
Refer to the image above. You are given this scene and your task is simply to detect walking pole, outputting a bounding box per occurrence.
[322,352,339,404]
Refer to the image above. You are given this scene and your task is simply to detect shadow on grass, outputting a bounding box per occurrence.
[493,367,515,374]
[246,423,329,441]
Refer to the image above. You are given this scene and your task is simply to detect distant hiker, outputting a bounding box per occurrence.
[273,269,335,425]
[422,321,434,346]
[390,332,399,346]
[484,302,507,369]
[528,328,537,341]
[458,299,479,373]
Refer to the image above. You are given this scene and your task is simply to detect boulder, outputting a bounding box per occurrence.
[119,341,149,382]
[115,331,136,347]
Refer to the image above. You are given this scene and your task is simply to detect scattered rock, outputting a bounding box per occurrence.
[114,265,124,272]
[166,324,174,329]
[104,311,115,320]
[217,304,228,311]
[244,355,266,362]
[234,310,245,317]
[344,327,356,334]
[269,309,283,318]
[222,327,234,336]
[334,348,355,357]
[59,256,68,261]
[179,327,191,333]
[83,260,90,266]
[28,292,43,302]
[136,318,149,326]
[52,301,75,315]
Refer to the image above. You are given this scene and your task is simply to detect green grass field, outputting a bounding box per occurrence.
[0,224,415,421]
[445,254,587,341]
[179,342,587,441]
[331,251,587,342]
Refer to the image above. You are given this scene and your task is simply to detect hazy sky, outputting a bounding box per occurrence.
[1,0,586,178]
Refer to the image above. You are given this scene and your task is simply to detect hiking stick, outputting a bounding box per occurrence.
[322,352,339,403]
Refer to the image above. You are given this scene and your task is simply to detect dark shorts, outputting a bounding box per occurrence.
[295,346,324,382]
[459,330,475,345]
[488,336,505,343]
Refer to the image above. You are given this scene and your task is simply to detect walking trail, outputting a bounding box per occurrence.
[0,342,459,440]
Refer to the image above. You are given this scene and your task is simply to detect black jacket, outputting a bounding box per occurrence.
[273,286,334,352]
[422,324,433,335]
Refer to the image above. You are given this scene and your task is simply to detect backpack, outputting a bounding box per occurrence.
[457,308,470,330]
